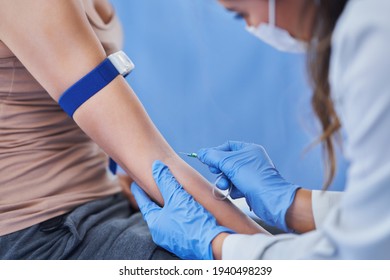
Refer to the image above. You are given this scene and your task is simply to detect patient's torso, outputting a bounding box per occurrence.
[0,0,123,236]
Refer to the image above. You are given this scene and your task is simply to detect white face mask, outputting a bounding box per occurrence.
[246,0,308,53]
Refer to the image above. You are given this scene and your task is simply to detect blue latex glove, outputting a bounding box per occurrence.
[131,160,234,260]
[197,141,300,232]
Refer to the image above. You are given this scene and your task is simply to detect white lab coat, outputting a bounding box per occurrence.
[222,0,390,259]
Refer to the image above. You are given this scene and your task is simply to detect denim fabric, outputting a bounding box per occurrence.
[0,193,178,260]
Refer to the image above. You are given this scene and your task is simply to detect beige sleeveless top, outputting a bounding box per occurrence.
[0,1,124,236]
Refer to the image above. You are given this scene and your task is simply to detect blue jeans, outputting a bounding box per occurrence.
[0,193,178,260]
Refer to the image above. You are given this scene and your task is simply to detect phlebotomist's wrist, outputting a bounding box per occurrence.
[285,189,315,233]
[211,232,231,260]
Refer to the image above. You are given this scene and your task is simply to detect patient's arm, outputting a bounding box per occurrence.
[0,0,265,234]
[74,79,266,234]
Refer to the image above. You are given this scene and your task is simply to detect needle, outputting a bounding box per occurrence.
[178,152,198,158]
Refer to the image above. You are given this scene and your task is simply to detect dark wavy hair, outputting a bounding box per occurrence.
[304,0,349,188]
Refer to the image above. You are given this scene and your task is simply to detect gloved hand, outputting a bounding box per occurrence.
[197,141,300,232]
[131,160,234,260]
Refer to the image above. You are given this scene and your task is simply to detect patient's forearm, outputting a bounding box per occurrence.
[74,77,266,234]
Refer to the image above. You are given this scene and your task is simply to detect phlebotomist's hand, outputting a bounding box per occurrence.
[131,160,234,260]
[197,141,301,232]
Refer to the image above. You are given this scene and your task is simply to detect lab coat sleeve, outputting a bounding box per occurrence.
[222,0,390,260]
[312,190,342,229]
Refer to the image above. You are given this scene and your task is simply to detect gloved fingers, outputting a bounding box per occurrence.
[207,141,249,152]
[131,182,160,219]
[197,148,227,169]
[225,140,250,151]
[212,141,234,151]
[152,160,182,203]
[197,141,250,166]
[229,186,244,199]
[214,174,231,190]
[209,166,221,174]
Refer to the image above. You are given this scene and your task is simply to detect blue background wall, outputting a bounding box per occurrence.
[111,0,347,192]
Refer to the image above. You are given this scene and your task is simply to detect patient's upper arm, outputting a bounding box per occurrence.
[0,0,107,100]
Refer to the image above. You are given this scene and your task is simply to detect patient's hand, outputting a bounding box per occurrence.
[118,174,139,211]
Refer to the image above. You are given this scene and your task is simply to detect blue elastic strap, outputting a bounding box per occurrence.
[58,58,119,118]
[109,158,118,174]
[58,58,121,174]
